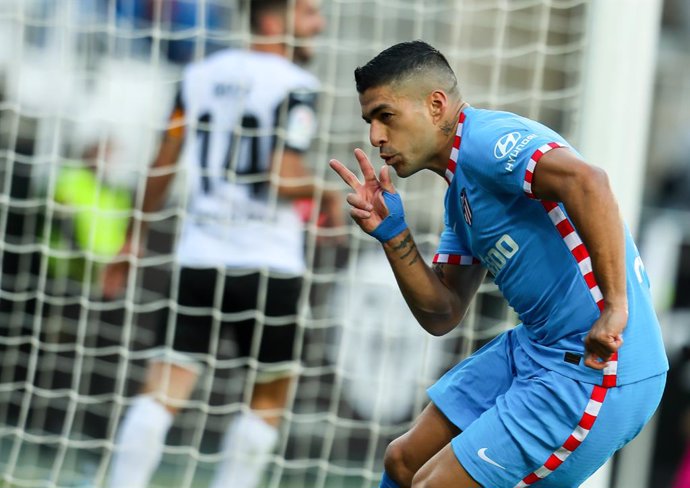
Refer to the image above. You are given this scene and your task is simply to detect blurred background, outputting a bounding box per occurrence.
[0,1,687,487]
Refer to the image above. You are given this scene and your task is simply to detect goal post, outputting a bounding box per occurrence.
[578,0,664,236]
[578,2,665,488]
[0,1,664,487]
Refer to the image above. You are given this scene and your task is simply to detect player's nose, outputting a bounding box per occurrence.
[369,122,386,148]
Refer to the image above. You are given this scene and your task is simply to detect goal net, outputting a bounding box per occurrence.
[0,1,617,487]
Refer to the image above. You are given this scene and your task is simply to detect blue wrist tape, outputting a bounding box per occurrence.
[370,191,408,243]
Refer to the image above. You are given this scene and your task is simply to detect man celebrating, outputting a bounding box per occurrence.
[330,40,667,488]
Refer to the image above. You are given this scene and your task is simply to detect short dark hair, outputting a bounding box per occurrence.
[354,40,458,95]
[246,0,288,34]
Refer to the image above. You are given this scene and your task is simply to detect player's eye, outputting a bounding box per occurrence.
[380,112,393,122]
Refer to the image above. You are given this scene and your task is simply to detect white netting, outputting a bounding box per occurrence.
[0,1,590,487]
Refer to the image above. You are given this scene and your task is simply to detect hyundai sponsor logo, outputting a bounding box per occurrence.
[494,132,522,159]
[495,133,538,172]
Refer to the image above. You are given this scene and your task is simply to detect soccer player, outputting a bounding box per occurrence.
[330,40,668,488]
[102,1,341,488]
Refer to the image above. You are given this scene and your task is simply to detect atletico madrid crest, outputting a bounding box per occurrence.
[461,188,472,226]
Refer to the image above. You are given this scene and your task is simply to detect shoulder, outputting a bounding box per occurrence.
[184,49,319,89]
[463,108,565,158]
[275,57,320,91]
[234,51,320,88]
[464,108,535,141]
[191,48,236,68]
[181,48,238,84]
[247,52,320,91]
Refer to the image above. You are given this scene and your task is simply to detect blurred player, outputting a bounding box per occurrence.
[330,40,668,488]
[102,1,341,488]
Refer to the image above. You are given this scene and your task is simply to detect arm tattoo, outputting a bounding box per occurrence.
[392,233,413,252]
[392,233,420,266]
[432,263,445,281]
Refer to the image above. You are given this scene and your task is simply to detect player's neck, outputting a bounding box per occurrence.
[251,42,288,58]
[430,101,467,178]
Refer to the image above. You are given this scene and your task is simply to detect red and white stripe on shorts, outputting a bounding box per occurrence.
[514,143,619,487]
[514,383,611,487]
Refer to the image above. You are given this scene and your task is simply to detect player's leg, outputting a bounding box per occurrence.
[108,267,213,488]
[540,371,666,487]
[381,403,460,487]
[411,443,480,488]
[445,349,665,488]
[382,330,518,488]
[249,375,292,425]
[209,376,291,488]
[108,361,200,488]
[140,360,200,413]
[210,273,301,488]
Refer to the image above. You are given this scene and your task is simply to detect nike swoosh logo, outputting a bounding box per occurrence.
[477,448,506,470]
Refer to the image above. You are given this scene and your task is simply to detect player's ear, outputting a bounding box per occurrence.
[428,90,448,123]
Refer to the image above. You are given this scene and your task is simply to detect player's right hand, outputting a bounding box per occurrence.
[101,238,139,299]
[329,148,399,236]
[583,306,627,370]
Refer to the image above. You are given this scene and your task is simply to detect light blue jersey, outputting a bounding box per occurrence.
[427,107,668,487]
[435,106,667,387]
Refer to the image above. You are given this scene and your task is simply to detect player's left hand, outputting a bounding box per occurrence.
[329,148,398,235]
[583,306,627,370]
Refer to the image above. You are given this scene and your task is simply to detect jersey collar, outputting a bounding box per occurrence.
[444,110,466,185]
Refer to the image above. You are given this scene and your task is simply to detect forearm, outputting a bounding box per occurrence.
[127,135,182,240]
[563,168,628,313]
[533,150,628,314]
[329,150,469,334]
[531,150,629,366]
[275,176,333,200]
[571,173,629,366]
[273,148,338,201]
[382,230,464,336]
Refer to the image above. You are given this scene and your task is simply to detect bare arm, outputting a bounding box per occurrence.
[383,229,486,335]
[273,148,319,199]
[330,149,486,336]
[274,148,344,228]
[102,132,183,298]
[136,134,184,228]
[531,148,628,369]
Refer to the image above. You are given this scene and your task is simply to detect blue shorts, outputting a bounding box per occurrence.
[427,328,665,488]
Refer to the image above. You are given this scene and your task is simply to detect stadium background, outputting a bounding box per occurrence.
[0,0,688,487]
